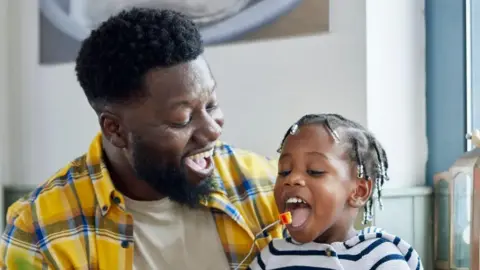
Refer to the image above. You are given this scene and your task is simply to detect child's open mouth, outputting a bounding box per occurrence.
[284,196,312,229]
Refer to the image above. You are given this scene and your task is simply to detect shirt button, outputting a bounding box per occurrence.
[121,240,129,248]
[113,196,121,205]
[326,248,332,257]
[102,205,108,212]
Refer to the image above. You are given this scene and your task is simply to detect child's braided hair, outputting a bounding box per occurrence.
[277,114,389,224]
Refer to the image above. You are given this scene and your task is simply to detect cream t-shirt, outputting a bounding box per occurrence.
[124,196,230,270]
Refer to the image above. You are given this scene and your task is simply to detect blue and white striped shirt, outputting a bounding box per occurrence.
[248,227,423,270]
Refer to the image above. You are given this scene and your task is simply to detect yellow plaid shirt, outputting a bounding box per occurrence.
[0,133,284,269]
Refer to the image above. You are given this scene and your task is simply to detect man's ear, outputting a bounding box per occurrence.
[347,178,373,208]
[99,109,128,149]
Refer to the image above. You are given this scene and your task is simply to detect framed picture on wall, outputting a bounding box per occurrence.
[39,0,329,65]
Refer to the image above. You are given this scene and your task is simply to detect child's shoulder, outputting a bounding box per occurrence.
[348,226,411,250]
[344,226,422,269]
[347,226,408,250]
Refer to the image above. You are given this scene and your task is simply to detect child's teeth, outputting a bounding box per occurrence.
[286,197,306,204]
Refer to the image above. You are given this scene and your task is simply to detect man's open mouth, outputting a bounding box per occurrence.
[284,196,312,229]
[184,148,215,176]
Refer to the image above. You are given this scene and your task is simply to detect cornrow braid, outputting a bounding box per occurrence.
[277,114,389,224]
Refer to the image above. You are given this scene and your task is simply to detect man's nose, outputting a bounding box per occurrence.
[194,110,223,144]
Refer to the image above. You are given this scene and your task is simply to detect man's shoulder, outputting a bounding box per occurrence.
[213,141,278,187]
[213,141,277,172]
[6,154,94,225]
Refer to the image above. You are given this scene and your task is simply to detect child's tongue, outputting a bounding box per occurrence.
[291,208,311,228]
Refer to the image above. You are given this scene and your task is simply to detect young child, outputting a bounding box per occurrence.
[248,114,423,270]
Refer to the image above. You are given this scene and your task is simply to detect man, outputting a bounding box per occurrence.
[0,8,283,270]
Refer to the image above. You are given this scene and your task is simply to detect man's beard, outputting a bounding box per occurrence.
[131,137,216,208]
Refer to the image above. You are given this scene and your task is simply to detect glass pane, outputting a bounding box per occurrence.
[452,172,472,267]
[470,0,480,137]
[473,166,480,269]
[435,179,450,261]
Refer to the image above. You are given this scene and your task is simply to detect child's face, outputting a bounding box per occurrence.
[274,124,371,243]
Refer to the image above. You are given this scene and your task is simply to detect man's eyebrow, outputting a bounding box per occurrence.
[169,100,192,110]
[167,82,217,110]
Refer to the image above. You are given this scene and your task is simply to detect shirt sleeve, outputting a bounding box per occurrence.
[0,202,48,269]
[373,241,422,270]
[374,254,411,270]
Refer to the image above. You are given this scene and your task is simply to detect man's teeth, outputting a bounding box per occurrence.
[187,149,214,160]
[286,197,307,204]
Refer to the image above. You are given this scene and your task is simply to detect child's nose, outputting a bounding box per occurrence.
[284,173,306,187]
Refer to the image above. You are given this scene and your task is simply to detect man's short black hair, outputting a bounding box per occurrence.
[75,8,204,105]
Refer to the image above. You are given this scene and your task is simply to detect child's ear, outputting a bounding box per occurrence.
[347,178,373,208]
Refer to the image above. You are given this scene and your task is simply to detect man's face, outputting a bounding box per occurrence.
[106,56,224,207]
